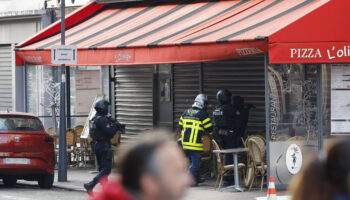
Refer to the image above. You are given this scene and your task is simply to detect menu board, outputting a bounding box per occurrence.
[331,64,350,134]
[75,70,101,125]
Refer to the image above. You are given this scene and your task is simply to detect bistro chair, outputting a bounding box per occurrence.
[72,125,85,166]
[200,134,213,178]
[74,125,84,144]
[247,137,267,191]
[110,130,122,168]
[55,128,77,166]
[66,128,77,166]
[287,136,305,141]
[274,134,289,141]
[212,139,246,191]
[242,135,266,188]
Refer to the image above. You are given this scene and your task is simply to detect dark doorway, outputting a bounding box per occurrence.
[156,65,173,130]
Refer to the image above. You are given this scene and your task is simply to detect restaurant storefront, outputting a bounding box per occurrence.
[15,0,349,187]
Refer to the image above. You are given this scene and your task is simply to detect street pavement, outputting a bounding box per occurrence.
[0,168,287,200]
[0,183,87,200]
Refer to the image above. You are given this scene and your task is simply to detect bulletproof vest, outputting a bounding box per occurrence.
[213,104,234,129]
[89,115,105,141]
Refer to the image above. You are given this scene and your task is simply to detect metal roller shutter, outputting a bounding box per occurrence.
[203,55,265,134]
[115,65,154,141]
[173,63,201,128]
[0,45,13,111]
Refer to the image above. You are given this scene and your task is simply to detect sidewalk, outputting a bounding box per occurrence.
[49,168,287,200]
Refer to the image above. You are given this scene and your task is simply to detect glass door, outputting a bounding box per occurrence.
[267,64,320,187]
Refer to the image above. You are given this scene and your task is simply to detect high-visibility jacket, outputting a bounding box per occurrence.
[179,107,214,151]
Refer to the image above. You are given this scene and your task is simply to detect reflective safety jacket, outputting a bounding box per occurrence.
[179,107,214,151]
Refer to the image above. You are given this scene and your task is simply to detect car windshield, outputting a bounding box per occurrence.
[0,116,44,131]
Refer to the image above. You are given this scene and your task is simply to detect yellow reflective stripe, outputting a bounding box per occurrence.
[189,125,195,143]
[183,119,202,124]
[204,123,213,129]
[183,145,203,151]
[182,142,203,147]
[202,117,211,124]
[179,117,184,125]
[193,122,199,144]
[183,125,203,131]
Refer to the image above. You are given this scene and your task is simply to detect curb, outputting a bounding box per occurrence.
[53,183,86,192]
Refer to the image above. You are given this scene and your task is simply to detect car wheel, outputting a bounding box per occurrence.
[38,174,54,189]
[3,177,17,186]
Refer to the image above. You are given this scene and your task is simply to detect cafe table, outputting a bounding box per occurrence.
[213,147,248,192]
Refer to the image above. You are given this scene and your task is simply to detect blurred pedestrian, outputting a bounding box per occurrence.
[90,132,192,200]
[289,139,350,200]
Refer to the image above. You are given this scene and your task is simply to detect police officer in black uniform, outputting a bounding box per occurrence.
[84,99,124,192]
[213,89,238,186]
[232,95,250,146]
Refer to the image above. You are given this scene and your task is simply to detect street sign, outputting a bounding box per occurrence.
[51,45,77,64]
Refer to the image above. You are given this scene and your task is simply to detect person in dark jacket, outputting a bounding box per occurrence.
[84,99,124,193]
[232,96,249,145]
[90,133,192,200]
[213,89,238,186]
[179,94,214,186]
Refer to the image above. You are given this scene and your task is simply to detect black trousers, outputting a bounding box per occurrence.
[218,129,240,184]
[91,141,113,185]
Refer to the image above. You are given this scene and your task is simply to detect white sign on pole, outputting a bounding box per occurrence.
[51,45,77,64]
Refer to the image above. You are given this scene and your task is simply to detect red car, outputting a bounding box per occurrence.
[0,112,55,188]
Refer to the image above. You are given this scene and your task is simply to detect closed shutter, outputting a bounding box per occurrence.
[203,55,265,133]
[173,63,201,128]
[0,45,12,111]
[115,65,154,141]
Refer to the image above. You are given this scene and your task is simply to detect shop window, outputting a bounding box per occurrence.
[25,65,110,130]
[26,65,60,129]
[268,64,320,186]
[330,64,350,135]
[269,64,319,141]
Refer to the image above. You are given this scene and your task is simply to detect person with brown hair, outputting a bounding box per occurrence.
[289,139,350,200]
[90,132,193,200]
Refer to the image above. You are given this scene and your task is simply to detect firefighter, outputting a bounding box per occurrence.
[179,94,213,186]
[84,99,124,193]
[213,89,238,186]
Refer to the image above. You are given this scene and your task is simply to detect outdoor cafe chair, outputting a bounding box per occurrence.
[247,137,267,191]
[212,139,246,191]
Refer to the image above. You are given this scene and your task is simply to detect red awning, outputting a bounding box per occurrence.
[15,0,329,66]
[269,0,350,64]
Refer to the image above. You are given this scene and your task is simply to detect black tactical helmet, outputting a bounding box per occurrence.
[94,99,109,115]
[216,89,232,104]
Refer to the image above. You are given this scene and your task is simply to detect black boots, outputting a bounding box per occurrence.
[191,177,205,187]
[83,181,95,192]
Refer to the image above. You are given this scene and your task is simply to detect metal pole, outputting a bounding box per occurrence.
[317,65,323,151]
[66,66,71,128]
[264,54,271,181]
[58,0,67,182]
